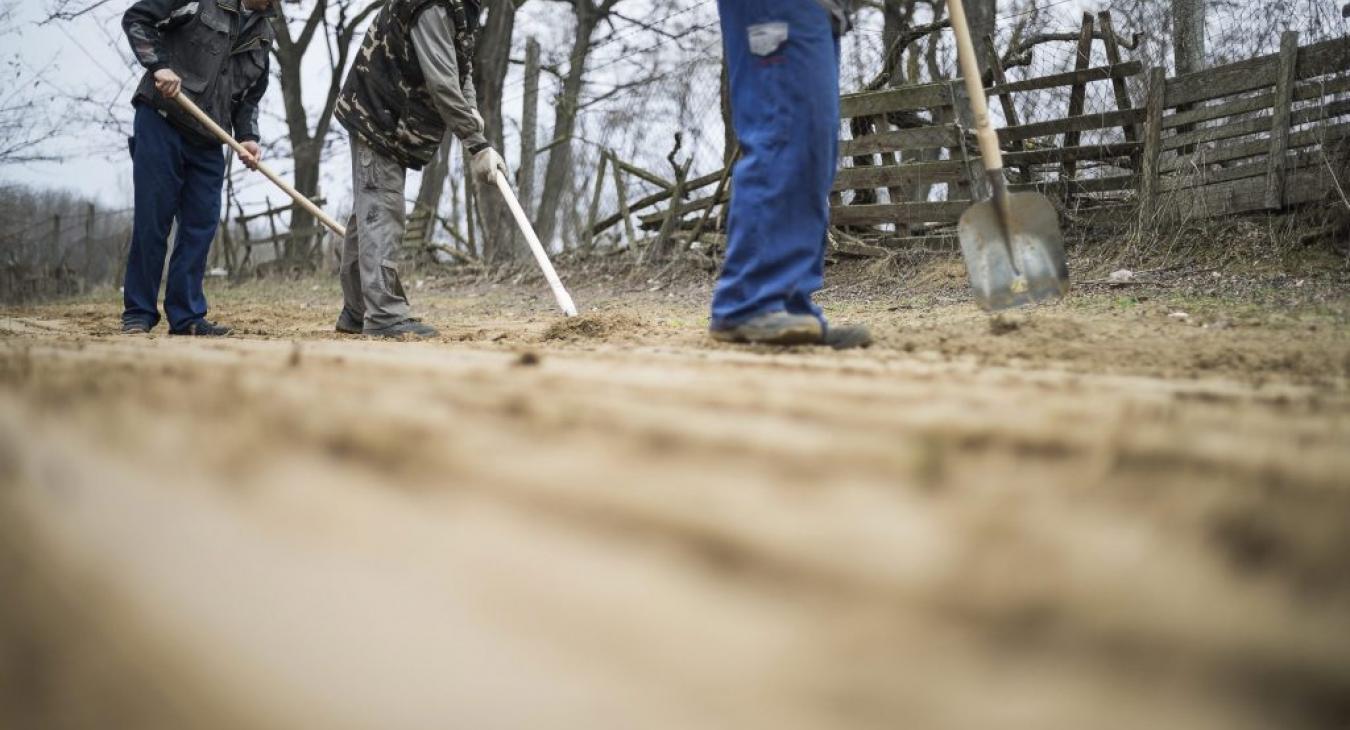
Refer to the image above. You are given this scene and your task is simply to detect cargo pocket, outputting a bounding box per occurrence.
[380,259,407,302]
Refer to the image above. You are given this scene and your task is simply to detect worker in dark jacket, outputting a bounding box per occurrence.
[332,0,505,338]
[120,0,275,335]
[710,0,870,348]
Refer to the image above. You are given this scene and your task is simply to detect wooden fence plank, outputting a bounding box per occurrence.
[610,151,638,252]
[1001,108,1146,142]
[583,151,609,249]
[588,169,724,236]
[1265,31,1300,209]
[1098,11,1139,144]
[1162,119,1350,172]
[838,126,961,157]
[1162,114,1274,151]
[829,201,969,226]
[986,60,1141,96]
[1165,56,1278,108]
[1062,13,1096,181]
[834,160,967,191]
[1002,141,1141,166]
[1155,99,1350,170]
[840,83,952,118]
[613,158,673,190]
[638,191,730,228]
[1164,36,1350,108]
[985,32,1029,181]
[1158,158,1349,221]
[1293,35,1350,80]
[1139,67,1167,219]
[1160,148,1328,192]
[1011,174,1138,195]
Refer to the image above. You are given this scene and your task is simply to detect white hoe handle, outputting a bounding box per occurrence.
[494,170,578,317]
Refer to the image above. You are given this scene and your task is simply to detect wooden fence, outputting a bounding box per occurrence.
[1141,33,1350,222]
[587,23,1350,257]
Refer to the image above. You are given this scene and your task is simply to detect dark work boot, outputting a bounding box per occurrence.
[824,323,872,350]
[710,311,823,346]
[335,308,363,335]
[364,319,438,339]
[169,319,232,336]
[122,318,152,334]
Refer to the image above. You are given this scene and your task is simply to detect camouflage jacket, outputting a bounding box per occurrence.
[335,0,481,170]
[123,0,274,146]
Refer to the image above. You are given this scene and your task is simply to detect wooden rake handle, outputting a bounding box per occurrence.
[172,93,347,238]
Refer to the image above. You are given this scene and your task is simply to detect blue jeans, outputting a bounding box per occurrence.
[123,104,225,331]
[711,0,840,330]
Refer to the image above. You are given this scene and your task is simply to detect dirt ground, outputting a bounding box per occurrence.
[2,255,1350,729]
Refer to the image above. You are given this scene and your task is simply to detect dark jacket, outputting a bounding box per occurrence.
[335,0,480,170]
[123,0,275,146]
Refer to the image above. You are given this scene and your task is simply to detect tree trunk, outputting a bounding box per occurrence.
[408,136,453,248]
[473,0,523,263]
[1171,0,1206,75]
[273,41,321,267]
[519,37,541,218]
[963,0,995,81]
[534,3,603,248]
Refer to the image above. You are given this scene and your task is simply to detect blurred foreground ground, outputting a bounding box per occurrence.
[2,259,1349,729]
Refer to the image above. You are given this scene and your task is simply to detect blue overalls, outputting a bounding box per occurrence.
[711,0,841,330]
[122,104,226,332]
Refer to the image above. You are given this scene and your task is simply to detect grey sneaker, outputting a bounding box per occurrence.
[710,311,823,346]
[335,309,363,335]
[364,319,438,339]
[824,323,872,350]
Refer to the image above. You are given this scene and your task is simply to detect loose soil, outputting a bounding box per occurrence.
[2,256,1349,730]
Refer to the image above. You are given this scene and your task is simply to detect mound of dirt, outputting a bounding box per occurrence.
[538,311,644,343]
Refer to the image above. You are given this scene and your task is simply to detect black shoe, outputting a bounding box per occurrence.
[122,319,152,334]
[824,323,872,350]
[709,311,823,346]
[170,320,232,337]
[335,309,363,335]
[364,319,438,339]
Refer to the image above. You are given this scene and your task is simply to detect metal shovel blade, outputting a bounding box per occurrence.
[957,190,1070,312]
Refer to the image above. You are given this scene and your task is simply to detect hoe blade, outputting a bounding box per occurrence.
[957,190,1070,312]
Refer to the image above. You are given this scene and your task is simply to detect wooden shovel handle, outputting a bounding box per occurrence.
[947,0,1004,174]
[172,93,347,238]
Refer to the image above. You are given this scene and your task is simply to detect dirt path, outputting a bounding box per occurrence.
[3,279,1350,729]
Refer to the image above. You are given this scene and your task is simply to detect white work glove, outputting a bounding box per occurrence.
[471,146,508,188]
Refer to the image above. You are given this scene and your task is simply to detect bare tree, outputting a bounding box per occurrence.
[1171,0,1206,74]
[0,1,64,164]
[270,0,383,265]
[531,0,626,248]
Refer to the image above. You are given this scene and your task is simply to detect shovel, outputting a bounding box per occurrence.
[947,0,1070,311]
[174,93,580,317]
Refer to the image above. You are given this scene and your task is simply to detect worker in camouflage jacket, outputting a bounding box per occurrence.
[709,0,870,349]
[121,0,276,335]
[333,0,505,338]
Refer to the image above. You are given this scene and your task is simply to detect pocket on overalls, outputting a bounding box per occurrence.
[744,21,792,147]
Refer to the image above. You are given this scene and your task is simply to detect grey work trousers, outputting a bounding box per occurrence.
[339,138,411,330]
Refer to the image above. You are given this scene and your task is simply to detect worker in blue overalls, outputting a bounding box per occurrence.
[710,0,871,349]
